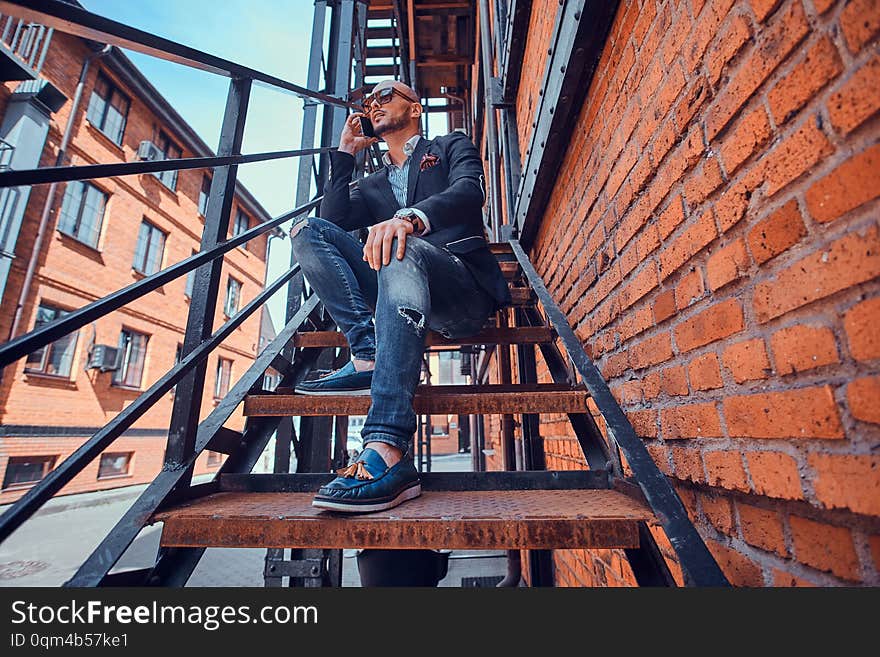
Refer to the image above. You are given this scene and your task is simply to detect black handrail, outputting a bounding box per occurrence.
[0,146,335,188]
[0,0,359,107]
[507,238,729,587]
[0,261,302,542]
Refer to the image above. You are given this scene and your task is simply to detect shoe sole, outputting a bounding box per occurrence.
[294,387,372,396]
[312,483,422,513]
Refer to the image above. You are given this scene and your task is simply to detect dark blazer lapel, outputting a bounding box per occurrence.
[371,171,401,214]
[406,137,431,206]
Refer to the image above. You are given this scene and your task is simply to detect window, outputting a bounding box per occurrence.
[214,358,232,399]
[2,455,57,490]
[224,277,241,317]
[57,181,107,248]
[184,250,197,297]
[97,452,132,479]
[133,220,165,275]
[85,72,130,145]
[233,209,249,237]
[113,329,148,388]
[198,176,211,216]
[207,451,222,467]
[153,131,182,190]
[24,304,78,377]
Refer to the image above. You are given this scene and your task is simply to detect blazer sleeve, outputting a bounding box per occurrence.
[319,150,376,232]
[409,132,486,232]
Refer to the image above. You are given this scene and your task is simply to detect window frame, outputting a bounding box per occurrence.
[153,131,182,191]
[24,303,78,378]
[112,328,149,389]
[223,276,242,317]
[198,175,211,216]
[2,455,58,490]
[96,451,134,480]
[85,71,130,146]
[57,180,108,249]
[132,219,166,276]
[233,209,250,237]
[214,357,232,399]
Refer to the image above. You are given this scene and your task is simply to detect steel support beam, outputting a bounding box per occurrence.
[513,0,619,248]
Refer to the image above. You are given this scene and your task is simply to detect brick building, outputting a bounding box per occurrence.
[477,0,878,586]
[0,21,273,503]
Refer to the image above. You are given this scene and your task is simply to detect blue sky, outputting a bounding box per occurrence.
[80,0,320,327]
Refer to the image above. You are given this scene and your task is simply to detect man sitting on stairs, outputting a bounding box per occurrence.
[289,79,511,513]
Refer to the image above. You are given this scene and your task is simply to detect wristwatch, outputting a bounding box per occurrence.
[394,209,426,234]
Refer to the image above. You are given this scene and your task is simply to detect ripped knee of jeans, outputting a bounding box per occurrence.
[398,306,426,335]
[289,218,309,239]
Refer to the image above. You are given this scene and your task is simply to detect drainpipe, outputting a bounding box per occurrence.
[8,44,111,340]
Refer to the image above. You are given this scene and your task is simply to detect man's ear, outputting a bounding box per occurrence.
[410,103,423,120]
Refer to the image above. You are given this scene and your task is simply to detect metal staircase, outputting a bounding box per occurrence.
[0,0,729,588]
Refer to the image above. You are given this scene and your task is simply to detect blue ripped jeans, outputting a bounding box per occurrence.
[289,216,495,455]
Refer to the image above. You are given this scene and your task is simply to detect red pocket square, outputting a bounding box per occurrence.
[419,153,440,171]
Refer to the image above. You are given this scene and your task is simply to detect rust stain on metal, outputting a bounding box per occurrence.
[153,490,651,550]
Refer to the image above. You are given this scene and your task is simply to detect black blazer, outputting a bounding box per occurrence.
[320,131,512,312]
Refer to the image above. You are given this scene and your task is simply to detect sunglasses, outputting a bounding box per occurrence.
[361,87,419,112]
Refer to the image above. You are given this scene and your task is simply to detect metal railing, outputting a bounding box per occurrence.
[0,11,53,74]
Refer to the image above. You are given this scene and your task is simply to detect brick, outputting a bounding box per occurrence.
[662,402,724,438]
[746,451,804,499]
[657,197,686,239]
[724,386,844,439]
[642,370,662,400]
[704,450,750,491]
[674,76,711,130]
[646,444,673,476]
[675,298,745,352]
[705,1,810,139]
[618,304,654,342]
[670,446,706,483]
[700,492,736,534]
[602,350,630,380]
[750,0,782,22]
[653,289,677,324]
[661,365,689,396]
[768,37,844,125]
[718,106,773,175]
[684,156,724,208]
[689,352,723,390]
[675,268,706,309]
[848,376,880,424]
[809,454,880,516]
[871,535,880,571]
[770,325,839,375]
[840,0,880,53]
[738,503,787,556]
[705,12,752,84]
[805,144,880,224]
[790,516,860,581]
[753,225,880,323]
[620,262,660,311]
[772,569,816,587]
[722,338,772,382]
[629,331,674,370]
[659,209,718,280]
[844,297,880,361]
[746,200,807,265]
[628,409,659,438]
[762,118,834,197]
[707,238,750,290]
[828,55,880,135]
[715,168,763,233]
[684,0,738,73]
[706,539,765,587]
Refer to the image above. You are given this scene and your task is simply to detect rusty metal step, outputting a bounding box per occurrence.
[366,64,397,77]
[153,489,651,550]
[243,383,589,416]
[293,326,553,348]
[499,260,521,279]
[366,27,394,40]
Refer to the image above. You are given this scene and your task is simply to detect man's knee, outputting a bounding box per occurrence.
[289,216,338,241]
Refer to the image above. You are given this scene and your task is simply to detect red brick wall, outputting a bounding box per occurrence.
[504,0,880,586]
[0,32,266,503]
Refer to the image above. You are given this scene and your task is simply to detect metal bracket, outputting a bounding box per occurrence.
[490,76,511,108]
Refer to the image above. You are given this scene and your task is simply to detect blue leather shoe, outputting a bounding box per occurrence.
[294,361,372,395]
[312,447,422,513]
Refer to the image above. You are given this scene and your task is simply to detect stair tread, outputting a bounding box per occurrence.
[153,489,652,550]
[244,384,590,416]
[293,325,553,348]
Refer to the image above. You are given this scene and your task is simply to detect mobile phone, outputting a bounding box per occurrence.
[359,115,376,138]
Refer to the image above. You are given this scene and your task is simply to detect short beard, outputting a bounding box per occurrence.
[374,113,411,137]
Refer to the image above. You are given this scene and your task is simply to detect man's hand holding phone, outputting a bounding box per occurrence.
[339,112,379,156]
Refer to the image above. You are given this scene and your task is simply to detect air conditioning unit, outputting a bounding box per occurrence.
[137,140,164,162]
[87,344,120,372]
